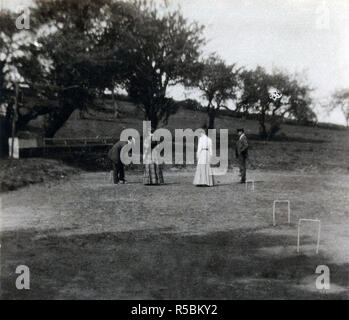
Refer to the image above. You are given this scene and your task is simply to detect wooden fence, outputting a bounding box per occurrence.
[42,137,117,147]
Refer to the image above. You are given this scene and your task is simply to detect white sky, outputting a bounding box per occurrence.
[2,0,349,124]
[172,0,349,125]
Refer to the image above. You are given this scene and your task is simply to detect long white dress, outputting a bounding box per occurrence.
[193,134,214,186]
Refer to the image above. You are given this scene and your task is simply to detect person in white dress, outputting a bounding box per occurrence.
[193,128,214,186]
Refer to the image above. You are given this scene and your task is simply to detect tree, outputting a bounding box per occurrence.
[329,89,349,127]
[15,0,121,137]
[238,66,314,139]
[0,10,21,154]
[106,1,205,130]
[13,0,204,136]
[0,10,18,103]
[192,54,240,129]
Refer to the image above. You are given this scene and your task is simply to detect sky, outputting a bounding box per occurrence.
[2,0,349,125]
[172,0,349,125]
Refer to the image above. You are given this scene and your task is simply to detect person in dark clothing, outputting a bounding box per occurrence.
[108,137,133,184]
[235,128,249,183]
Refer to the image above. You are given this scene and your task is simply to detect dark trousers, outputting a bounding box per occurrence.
[237,155,247,182]
[112,161,125,183]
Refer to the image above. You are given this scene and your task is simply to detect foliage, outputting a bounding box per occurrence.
[190,54,240,128]
[107,0,205,129]
[13,0,120,137]
[4,0,205,138]
[238,66,314,139]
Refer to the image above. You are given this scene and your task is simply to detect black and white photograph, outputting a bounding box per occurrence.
[0,0,349,304]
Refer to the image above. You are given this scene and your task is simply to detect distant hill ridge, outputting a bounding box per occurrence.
[45,97,345,140]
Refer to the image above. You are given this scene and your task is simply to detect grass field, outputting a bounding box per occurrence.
[1,100,348,299]
[1,169,348,299]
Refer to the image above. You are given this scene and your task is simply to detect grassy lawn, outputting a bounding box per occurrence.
[1,170,348,299]
[1,101,348,299]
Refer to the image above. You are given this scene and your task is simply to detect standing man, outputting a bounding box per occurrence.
[235,128,249,183]
[108,137,133,184]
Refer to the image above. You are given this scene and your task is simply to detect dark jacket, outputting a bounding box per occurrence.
[235,134,249,158]
[108,140,128,163]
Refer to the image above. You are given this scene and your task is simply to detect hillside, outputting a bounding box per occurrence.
[28,99,349,173]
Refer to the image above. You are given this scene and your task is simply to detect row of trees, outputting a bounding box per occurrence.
[0,0,323,148]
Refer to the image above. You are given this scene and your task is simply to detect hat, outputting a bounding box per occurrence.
[237,128,244,133]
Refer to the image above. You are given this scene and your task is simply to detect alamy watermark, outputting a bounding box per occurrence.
[315,265,330,290]
[15,265,30,290]
[119,121,229,176]
[15,6,30,30]
[0,1,30,30]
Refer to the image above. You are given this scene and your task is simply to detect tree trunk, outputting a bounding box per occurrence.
[207,107,216,129]
[259,107,268,139]
[149,113,158,131]
[208,114,215,129]
[143,103,158,131]
[243,105,249,120]
[44,103,75,138]
[0,116,10,156]
[259,123,267,139]
[0,61,5,103]
[10,83,19,161]
[112,90,120,119]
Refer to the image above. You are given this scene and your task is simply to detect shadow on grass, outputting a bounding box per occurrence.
[143,182,181,186]
[1,227,348,300]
